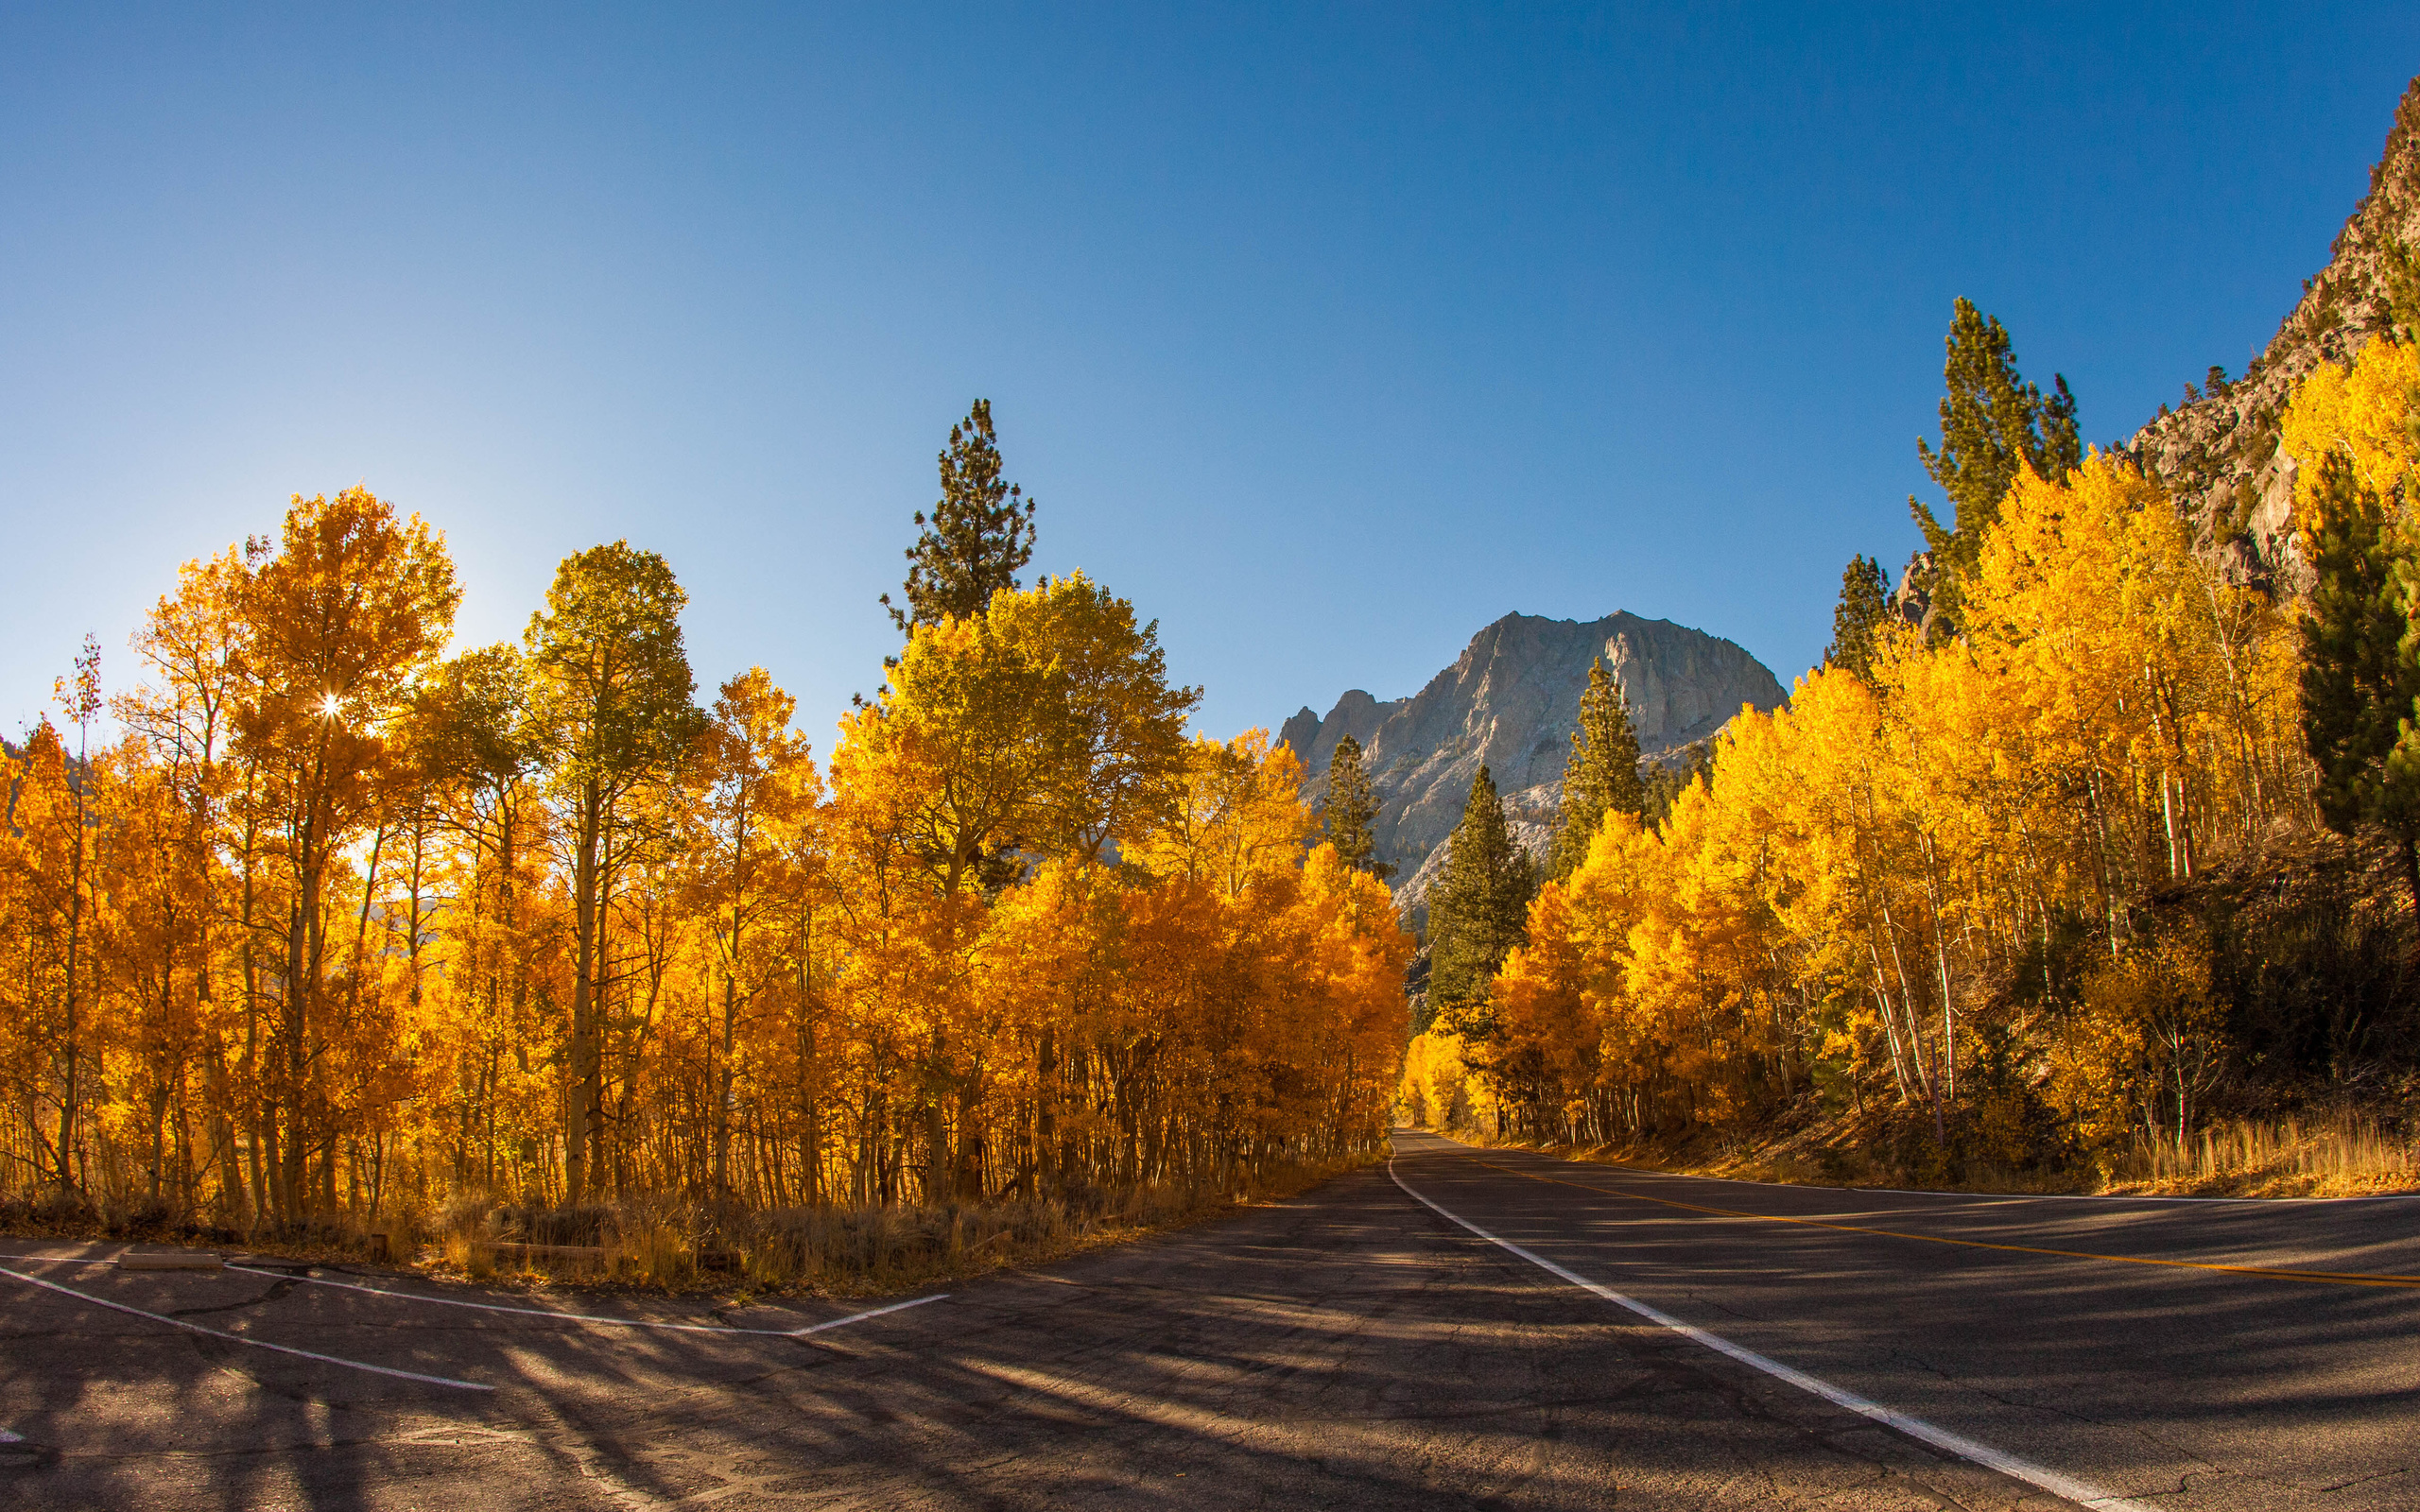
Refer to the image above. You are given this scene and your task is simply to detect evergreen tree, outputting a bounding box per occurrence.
[1640,741,1712,831]
[1825,555,1893,682]
[883,399,1039,632]
[2383,235,2420,343]
[1426,764,1537,1026]
[2299,452,2420,926]
[1322,733,1395,882]
[1547,660,1644,880]
[1908,299,2081,632]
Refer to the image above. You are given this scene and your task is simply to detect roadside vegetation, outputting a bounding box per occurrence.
[1409,291,2420,1200]
[0,401,1409,1288]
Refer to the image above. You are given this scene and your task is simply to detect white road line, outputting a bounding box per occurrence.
[0,1429,22,1443]
[1,1253,117,1265]
[228,1264,945,1338]
[0,1264,492,1392]
[789,1294,948,1335]
[1388,1158,2154,1512]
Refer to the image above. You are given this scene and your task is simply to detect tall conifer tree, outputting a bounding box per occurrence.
[1426,764,1536,1026]
[2299,452,2420,927]
[1826,555,1893,682]
[1547,661,1644,880]
[1908,300,2081,633]
[1322,734,1394,882]
[884,399,1039,632]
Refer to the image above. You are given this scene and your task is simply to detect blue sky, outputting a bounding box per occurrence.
[4,6,2416,748]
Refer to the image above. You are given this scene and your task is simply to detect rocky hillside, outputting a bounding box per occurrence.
[1279,611,1786,905]
[1888,76,2420,631]
[2120,74,2420,598]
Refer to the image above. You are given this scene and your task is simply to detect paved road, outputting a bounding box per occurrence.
[1387,1129,2420,1511]
[0,1130,2413,1510]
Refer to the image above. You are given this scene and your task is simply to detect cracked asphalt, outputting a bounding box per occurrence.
[1,1129,2414,1509]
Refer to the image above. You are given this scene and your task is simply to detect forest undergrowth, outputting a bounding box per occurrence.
[1,1149,1380,1296]
[1420,1100,2420,1200]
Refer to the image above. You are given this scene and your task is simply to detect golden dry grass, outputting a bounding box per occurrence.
[2107,1117,2420,1197]
[408,1153,1379,1296]
[1437,1116,2419,1200]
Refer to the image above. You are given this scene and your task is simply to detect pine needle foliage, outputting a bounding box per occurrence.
[2297,450,2420,924]
[1826,554,1893,682]
[1322,734,1394,882]
[884,399,1039,633]
[1547,661,1644,880]
[1909,299,2081,633]
[1427,764,1536,1027]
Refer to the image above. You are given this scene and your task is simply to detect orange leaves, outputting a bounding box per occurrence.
[1130,730,1316,896]
[9,507,1407,1217]
[1473,448,2305,1147]
[2279,335,2420,525]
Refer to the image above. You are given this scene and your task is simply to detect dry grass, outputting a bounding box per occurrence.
[4,1174,1374,1290]
[411,1154,1378,1296]
[2106,1117,2420,1197]
[1426,1114,2420,1200]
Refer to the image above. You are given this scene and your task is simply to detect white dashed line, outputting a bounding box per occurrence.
[0,1264,493,1392]
[1389,1158,2154,1512]
[228,1264,946,1337]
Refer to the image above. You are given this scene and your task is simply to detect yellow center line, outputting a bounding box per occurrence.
[1471,1158,2420,1289]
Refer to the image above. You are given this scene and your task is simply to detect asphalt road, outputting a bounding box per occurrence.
[0,1129,2413,1510]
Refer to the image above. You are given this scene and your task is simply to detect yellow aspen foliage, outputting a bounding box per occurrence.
[1399,1029,1500,1136]
[2045,928,2226,1153]
[4,514,1407,1230]
[2279,335,2420,517]
[1455,446,2310,1160]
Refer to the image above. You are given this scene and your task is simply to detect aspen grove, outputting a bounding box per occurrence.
[1408,335,2420,1167]
[0,490,1410,1228]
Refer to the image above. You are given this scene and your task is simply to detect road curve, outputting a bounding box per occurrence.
[1389,1127,2420,1510]
[0,1130,2412,1508]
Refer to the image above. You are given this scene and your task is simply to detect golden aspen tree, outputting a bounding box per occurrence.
[683,667,822,1196]
[119,548,251,1220]
[5,715,102,1190]
[524,542,701,1203]
[234,490,458,1220]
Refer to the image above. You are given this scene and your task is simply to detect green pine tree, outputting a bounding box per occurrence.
[883,399,1039,632]
[2300,451,2420,927]
[1908,299,2081,635]
[1547,660,1645,880]
[1426,764,1537,1031]
[1641,741,1712,832]
[1322,733,1396,882]
[2382,236,2420,343]
[1825,554,1893,682]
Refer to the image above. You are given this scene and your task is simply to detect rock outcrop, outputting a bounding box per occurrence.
[1886,77,2420,622]
[2117,75,2420,600]
[1280,611,1787,906]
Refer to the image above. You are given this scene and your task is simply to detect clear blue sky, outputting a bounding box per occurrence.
[5,7,2416,748]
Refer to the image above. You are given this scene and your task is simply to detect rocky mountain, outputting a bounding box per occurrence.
[1889,76,2420,631]
[1279,611,1787,906]
[2118,76,2420,600]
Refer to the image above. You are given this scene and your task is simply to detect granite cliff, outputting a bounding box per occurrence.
[1892,75,2420,632]
[1279,611,1786,905]
[2117,76,2420,603]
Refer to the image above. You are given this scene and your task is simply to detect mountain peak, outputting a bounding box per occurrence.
[1279,610,1785,902]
